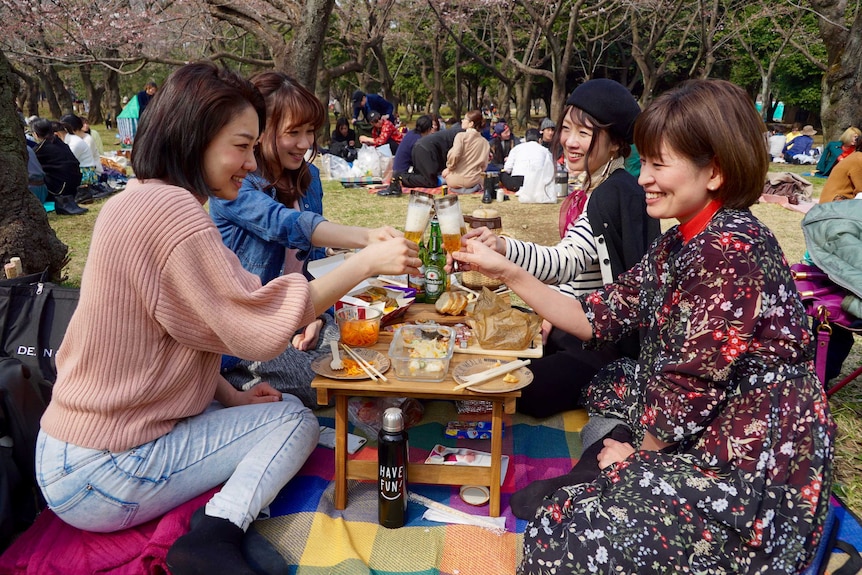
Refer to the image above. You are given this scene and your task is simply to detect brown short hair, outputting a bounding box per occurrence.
[634,79,768,210]
[251,71,326,205]
[132,62,265,197]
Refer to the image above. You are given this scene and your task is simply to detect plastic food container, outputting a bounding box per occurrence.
[388,325,456,382]
[336,306,383,347]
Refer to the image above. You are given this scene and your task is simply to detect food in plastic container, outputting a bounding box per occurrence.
[336,306,383,347]
[388,325,456,382]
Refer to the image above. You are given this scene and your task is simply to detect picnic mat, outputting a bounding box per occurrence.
[255,400,588,574]
[3,400,861,574]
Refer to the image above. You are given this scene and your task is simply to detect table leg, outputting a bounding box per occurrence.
[489,401,503,517]
[334,395,348,510]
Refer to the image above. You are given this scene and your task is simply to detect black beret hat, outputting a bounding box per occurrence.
[565,79,641,142]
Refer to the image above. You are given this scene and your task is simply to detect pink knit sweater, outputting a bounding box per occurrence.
[40,180,317,452]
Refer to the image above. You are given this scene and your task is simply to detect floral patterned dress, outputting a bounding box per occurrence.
[520,208,834,574]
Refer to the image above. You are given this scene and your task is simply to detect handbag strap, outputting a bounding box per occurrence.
[813,303,841,386]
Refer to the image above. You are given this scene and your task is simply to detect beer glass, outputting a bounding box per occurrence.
[434,194,465,271]
[404,191,434,244]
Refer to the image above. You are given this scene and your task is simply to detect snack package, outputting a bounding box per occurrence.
[445,420,504,440]
[467,288,542,350]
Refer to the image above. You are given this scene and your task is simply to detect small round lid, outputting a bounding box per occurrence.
[381,407,404,432]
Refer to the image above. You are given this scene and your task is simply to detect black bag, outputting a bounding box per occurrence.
[0,357,48,551]
[0,274,79,387]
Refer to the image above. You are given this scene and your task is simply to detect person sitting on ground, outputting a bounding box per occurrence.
[399,123,463,189]
[502,128,556,203]
[359,110,403,155]
[539,117,556,150]
[818,133,862,202]
[442,109,490,194]
[350,89,395,124]
[813,126,860,177]
[460,79,659,419]
[329,116,357,162]
[768,126,787,162]
[30,119,87,216]
[57,115,101,202]
[210,71,406,407]
[453,78,834,575]
[785,121,803,145]
[488,121,520,170]
[35,62,418,575]
[384,114,434,196]
[783,124,816,163]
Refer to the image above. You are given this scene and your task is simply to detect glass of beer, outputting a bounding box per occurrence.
[433,194,465,272]
[405,191,434,244]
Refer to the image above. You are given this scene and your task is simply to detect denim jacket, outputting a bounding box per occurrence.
[210,166,327,285]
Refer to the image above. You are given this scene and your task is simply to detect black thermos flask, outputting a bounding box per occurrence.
[378,407,408,528]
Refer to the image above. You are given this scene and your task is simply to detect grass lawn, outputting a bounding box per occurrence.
[44,142,862,518]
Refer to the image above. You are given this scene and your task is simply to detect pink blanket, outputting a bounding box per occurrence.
[0,488,217,575]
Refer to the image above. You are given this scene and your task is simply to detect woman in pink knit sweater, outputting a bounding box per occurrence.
[35,62,420,575]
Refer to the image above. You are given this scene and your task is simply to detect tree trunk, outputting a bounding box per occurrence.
[812,0,862,140]
[80,65,104,124]
[0,50,68,280]
[37,69,62,119]
[291,0,337,91]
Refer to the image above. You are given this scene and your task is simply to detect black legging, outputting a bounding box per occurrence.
[399,152,442,188]
[517,328,625,419]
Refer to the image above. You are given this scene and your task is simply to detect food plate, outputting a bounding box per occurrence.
[452,358,534,393]
[311,348,390,380]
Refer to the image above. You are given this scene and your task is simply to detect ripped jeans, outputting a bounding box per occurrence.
[36,394,318,533]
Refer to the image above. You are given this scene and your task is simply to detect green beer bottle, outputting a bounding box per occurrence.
[424,217,446,304]
[408,238,427,303]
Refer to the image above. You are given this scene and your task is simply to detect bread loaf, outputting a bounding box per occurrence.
[435,292,469,315]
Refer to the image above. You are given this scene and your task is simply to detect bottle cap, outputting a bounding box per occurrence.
[382,407,404,432]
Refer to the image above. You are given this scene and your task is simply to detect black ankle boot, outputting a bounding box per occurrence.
[167,514,257,575]
[75,186,94,205]
[481,186,494,204]
[54,195,88,216]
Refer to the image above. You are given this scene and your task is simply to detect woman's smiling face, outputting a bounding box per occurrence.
[638,142,722,224]
[275,120,316,171]
[559,108,618,174]
[202,105,259,201]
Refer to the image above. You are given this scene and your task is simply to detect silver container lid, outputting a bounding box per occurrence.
[382,407,404,432]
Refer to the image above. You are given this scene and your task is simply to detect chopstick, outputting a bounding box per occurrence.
[452,359,531,391]
[341,344,388,382]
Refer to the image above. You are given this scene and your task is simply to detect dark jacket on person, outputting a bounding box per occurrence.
[33,137,81,196]
[400,125,463,188]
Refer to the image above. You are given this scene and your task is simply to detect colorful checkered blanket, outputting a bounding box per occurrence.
[256,400,588,574]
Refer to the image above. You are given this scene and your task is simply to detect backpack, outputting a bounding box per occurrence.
[0,357,47,551]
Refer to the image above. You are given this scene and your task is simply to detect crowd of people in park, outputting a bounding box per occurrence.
[18,61,838,575]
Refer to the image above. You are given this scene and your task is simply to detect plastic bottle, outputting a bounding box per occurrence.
[424,217,447,304]
[407,239,427,303]
[378,407,408,528]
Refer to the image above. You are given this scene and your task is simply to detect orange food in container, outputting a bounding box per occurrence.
[335,306,383,347]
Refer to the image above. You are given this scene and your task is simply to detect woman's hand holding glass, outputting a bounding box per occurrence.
[355,237,421,277]
[462,227,506,254]
[451,238,518,281]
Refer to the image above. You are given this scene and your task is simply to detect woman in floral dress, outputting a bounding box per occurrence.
[453,79,834,573]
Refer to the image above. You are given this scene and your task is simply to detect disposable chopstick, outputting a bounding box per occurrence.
[452,359,531,391]
[341,344,388,382]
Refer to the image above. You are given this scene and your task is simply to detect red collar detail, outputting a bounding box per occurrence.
[679,199,723,242]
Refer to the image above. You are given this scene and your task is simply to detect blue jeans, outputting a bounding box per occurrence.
[36,394,318,533]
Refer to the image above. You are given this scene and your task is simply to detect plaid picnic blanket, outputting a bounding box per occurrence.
[256,400,589,574]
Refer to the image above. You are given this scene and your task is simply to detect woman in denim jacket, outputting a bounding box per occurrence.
[210,71,403,407]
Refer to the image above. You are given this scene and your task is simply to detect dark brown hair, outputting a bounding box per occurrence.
[634,79,768,209]
[131,62,265,197]
[465,109,484,131]
[251,71,327,207]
